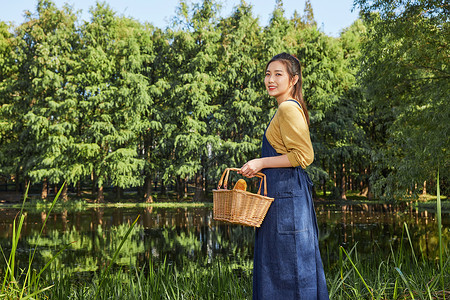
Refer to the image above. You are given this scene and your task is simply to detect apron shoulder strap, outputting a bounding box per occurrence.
[286,99,303,111]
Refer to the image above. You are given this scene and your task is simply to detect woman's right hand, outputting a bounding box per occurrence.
[238,159,264,178]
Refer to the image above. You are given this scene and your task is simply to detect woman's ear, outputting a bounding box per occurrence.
[292,75,299,86]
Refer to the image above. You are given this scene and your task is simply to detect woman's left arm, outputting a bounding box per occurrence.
[239,101,313,178]
[238,155,292,178]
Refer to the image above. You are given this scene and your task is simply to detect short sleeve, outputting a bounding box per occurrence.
[277,101,314,168]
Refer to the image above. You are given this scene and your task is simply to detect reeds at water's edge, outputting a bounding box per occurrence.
[1,175,448,299]
[330,171,448,300]
[437,170,445,300]
[0,183,61,299]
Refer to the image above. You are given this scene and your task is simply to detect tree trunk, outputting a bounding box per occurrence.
[359,167,365,195]
[312,186,317,200]
[91,172,97,196]
[193,172,205,202]
[76,181,81,197]
[204,168,209,197]
[41,178,48,200]
[115,186,123,200]
[322,161,327,199]
[62,183,68,202]
[422,181,426,196]
[144,175,154,203]
[349,168,353,191]
[160,180,166,195]
[97,185,104,203]
[176,175,183,200]
[340,163,347,200]
[367,167,373,200]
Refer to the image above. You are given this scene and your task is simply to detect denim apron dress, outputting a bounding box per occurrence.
[252,100,329,300]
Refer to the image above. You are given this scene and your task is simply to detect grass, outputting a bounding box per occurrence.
[41,257,253,300]
[0,184,143,299]
[0,184,63,299]
[1,176,448,299]
[329,232,449,299]
[15,241,447,300]
[9,250,247,298]
[328,171,449,300]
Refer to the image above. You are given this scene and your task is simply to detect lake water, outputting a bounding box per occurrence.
[0,202,449,278]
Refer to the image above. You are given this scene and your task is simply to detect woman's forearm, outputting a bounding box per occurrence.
[261,154,292,169]
[239,155,292,178]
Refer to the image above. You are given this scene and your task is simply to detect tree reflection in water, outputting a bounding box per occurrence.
[0,203,448,279]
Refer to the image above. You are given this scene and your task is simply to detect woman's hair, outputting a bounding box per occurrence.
[266,52,310,125]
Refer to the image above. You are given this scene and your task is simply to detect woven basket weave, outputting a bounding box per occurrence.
[213,168,274,227]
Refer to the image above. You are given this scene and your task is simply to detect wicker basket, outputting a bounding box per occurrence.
[213,168,274,227]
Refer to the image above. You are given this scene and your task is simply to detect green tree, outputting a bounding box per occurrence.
[213,2,265,185]
[287,24,353,198]
[355,0,449,197]
[135,24,164,202]
[0,21,17,189]
[161,0,222,199]
[77,3,148,201]
[302,0,317,28]
[314,20,372,200]
[5,0,80,199]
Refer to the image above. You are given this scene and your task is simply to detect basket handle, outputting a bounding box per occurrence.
[217,168,268,197]
[223,168,265,194]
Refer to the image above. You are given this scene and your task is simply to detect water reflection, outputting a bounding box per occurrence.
[315,203,450,269]
[0,203,448,278]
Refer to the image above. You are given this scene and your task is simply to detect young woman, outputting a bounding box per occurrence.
[239,53,329,299]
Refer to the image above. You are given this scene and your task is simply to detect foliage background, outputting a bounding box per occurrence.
[0,0,448,201]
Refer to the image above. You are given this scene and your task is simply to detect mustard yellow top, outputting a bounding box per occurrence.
[265,100,314,169]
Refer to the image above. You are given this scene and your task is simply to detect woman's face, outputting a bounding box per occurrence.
[264,60,296,103]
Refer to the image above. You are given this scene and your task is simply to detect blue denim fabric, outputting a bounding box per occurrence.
[253,100,329,300]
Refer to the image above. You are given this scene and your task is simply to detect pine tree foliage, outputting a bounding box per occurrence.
[302,0,317,28]
[77,3,149,200]
[214,2,266,178]
[0,21,18,183]
[355,0,449,197]
[0,0,445,200]
[160,0,222,186]
[4,1,80,196]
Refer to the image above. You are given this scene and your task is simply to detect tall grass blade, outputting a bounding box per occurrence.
[426,284,433,300]
[339,245,343,280]
[403,223,418,266]
[436,169,445,300]
[20,182,65,298]
[393,277,399,300]
[398,220,405,265]
[18,182,30,219]
[395,267,415,299]
[95,215,141,298]
[20,284,54,300]
[1,183,68,299]
[340,246,374,299]
[36,241,77,280]
[2,189,28,293]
